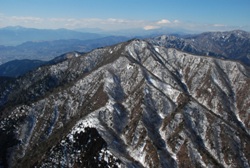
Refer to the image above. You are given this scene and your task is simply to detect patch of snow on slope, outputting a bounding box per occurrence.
[129,141,147,167]
[75,52,79,57]
[154,46,160,53]
[69,113,102,136]
[148,75,180,102]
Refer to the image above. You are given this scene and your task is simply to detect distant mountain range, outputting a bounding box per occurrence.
[0,26,105,46]
[0,59,46,78]
[0,36,131,65]
[0,51,84,77]
[148,30,250,65]
[0,26,194,46]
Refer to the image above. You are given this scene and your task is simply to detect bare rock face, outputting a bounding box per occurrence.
[0,38,250,168]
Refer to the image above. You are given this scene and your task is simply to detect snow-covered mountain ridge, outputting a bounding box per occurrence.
[148,30,250,66]
[0,38,249,167]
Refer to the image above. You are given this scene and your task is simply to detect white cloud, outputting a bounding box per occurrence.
[107,18,127,23]
[0,14,46,28]
[173,20,180,24]
[45,17,146,29]
[157,19,171,24]
[10,16,44,23]
[213,24,226,27]
[0,13,247,32]
[143,25,160,30]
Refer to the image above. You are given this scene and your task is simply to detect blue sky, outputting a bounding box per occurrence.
[0,0,249,31]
